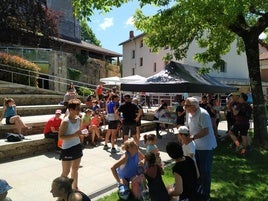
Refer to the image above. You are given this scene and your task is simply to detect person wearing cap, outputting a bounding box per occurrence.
[116,94,142,145]
[184,97,217,201]
[43,109,63,150]
[178,126,200,178]
[0,179,12,201]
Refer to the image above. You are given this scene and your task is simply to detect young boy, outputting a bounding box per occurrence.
[178,126,199,178]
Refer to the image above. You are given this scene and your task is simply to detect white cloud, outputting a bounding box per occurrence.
[126,16,134,26]
[99,18,114,30]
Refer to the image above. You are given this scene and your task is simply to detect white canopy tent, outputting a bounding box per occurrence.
[100,75,146,86]
[99,76,121,86]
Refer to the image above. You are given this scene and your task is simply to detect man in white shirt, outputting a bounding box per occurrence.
[185,97,217,201]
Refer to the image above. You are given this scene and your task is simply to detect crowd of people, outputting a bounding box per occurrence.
[0,83,253,201]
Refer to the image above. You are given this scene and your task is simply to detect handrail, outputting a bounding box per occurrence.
[0,65,102,95]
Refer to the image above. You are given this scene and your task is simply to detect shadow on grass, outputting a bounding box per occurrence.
[211,138,268,201]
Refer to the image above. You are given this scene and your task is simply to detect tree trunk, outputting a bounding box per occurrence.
[244,35,268,148]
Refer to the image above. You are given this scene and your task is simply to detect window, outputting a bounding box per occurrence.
[132,68,135,75]
[140,39,143,47]
[220,62,226,72]
[153,62,156,72]
[140,57,143,66]
[132,50,135,59]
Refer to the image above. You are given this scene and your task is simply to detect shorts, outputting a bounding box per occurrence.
[230,123,249,136]
[6,116,13,125]
[122,124,137,136]
[108,120,118,129]
[61,143,83,161]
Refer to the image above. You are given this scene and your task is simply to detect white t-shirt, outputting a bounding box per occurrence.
[185,107,217,150]
[182,141,196,161]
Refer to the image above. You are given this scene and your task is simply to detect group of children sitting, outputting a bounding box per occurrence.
[80,108,105,146]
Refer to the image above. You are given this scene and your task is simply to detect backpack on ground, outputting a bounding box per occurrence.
[6,133,25,142]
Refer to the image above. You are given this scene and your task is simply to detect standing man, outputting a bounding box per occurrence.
[132,98,143,142]
[43,109,62,149]
[116,94,142,146]
[95,81,103,101]
[184,97,217,201]
[104,94,119,153]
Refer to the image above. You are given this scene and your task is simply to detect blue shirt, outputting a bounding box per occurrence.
[117,151,139,181]
[107,101,117,114]
[5,106,16,118]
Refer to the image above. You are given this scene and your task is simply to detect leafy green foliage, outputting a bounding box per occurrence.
[67,67,81,80]
[80,20,101,46]
[76,53,88,65]
[78,86,94,96]
[0,0,60,43]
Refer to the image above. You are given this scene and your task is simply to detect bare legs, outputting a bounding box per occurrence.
[9,115,29,134]
[61,157,81,189]
[105,129,117,148]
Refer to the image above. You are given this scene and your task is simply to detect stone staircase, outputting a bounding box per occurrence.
[0,81,156,161]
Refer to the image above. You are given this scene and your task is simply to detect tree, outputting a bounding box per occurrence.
[80,20,101,46]
[72,0,268,147]
[0,0,59,47]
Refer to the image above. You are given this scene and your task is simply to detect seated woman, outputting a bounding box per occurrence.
[50,176,91,201]
[111,140,144,186]
[80,109,92,145]
[89,110,103,146]
[0,98,31,135]
[166,142,198,201]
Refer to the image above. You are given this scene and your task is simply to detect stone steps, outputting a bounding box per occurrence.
[0,119,156,162]
[0,104,89,137]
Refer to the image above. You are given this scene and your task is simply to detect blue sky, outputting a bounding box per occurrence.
[87,1,163,54]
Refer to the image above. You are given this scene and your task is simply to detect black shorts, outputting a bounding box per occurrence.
[122,123,137,136]
[230,123,250,136]
[5,116,14,125]
[108,120,118,129]
[61,143,83,161]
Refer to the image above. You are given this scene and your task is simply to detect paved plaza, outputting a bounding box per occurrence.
[1,121,229,201]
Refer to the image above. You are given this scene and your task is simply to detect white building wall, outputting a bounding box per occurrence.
[121,33,249,82]
[122,37,174,77]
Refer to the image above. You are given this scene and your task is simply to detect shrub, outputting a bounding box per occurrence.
[78,86,94,96]
[0,52,40,87]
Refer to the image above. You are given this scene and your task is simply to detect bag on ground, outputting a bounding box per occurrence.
[6,133,24,142]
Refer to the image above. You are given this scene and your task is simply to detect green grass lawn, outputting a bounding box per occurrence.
[97,138,268,201]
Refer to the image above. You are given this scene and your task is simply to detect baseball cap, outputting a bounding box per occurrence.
[178,126,189,135]
[0,179,12,194]
[55,109,62,114]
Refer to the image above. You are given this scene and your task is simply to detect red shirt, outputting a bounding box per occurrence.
[43,117,62,134]
[96,85,103,95]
